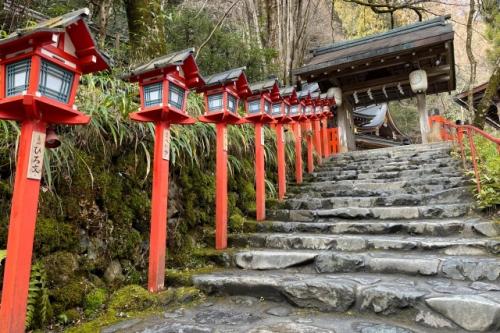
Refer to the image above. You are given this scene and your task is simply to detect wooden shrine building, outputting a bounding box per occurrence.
[293,15,456,151]
[454,83,500,129]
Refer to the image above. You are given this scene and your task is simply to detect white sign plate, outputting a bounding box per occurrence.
[162,128,171,161]
[223,128,228,151]
[27,131,46,180]
[260,127,265,146]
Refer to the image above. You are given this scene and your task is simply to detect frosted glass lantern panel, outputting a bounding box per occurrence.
[208,93,224,112]
[272,103,281,115]
[143,82,163,107]
[248,100,260,114]
[38,60,74,103]
[264,101,272,115]
[290,105,298,115]
[227,94,237,113]
[6,59,31,97]
[169,82,185,110]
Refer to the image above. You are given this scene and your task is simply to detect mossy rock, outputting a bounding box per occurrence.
[174,287,202,304]
[229,213,246,233]
[58,308,81,325]
[51,277,93,313]
[34,218,79,255]
[166,267,219,287]
[109,285,156,312]
[43,251,79,286]
[84,288,107,317]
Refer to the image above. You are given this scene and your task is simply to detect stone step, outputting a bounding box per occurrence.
[326,144,452,162]
[310,166,461,179]
[232,249,500,282]
[325,150,453,166]
[267,204,471,222]
[321,155,457,170]
[284,187,472,210]
[193,270,500,332]
[309,171,464,183]
[290,176,470,195]
[318,158,460,172]
[229,233,499,255]
[247,218,493,237]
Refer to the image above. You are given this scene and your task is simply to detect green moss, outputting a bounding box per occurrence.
[51,278,92,314]
[166,267,219,287]
[58,308,81,325]
[34,218,79,255]
[229,213,246,233]
[43,251,79,286]
[108,285,156,312]
[84,288,107,317]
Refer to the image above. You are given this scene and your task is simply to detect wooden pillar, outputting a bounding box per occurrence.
[0,120,47,333]
[255,123,265,220]
[293,122,303,184]
[275,123,286,200]
[148,121,170,292]
[215,123,228,250]
[417,93,430,144]
[337,101,356,152]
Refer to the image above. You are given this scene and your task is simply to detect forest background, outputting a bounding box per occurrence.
[0,0,498,330]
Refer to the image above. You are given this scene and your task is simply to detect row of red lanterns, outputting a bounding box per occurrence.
[0,9,336,333]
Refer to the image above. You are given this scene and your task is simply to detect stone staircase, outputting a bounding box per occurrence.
[193,143,500,332]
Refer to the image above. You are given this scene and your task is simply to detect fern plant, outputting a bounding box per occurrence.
[25,262,51,329]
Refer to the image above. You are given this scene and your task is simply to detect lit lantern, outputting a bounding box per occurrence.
[198,67,250,250]
[245,78,279,220]
[0,9,110,333]
[280,86,303,184]
[122,48,203,293]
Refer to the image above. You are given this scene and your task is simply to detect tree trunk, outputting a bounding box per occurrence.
[124,0,154,51]
[465,0,477,118]
[473,64,500,129]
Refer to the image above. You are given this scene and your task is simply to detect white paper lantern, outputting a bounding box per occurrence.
[329,87,342,106]
[409,70,428,93]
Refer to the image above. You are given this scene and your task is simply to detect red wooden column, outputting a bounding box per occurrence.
[321,117,330,157]
[148,121,170,292]
[293,122,303,184]
[255,123,265,220]
[276,123,286,200]
[215,123,229,249]
[313,118,323,163]
[0,120,47,333]
[306,120,314,173]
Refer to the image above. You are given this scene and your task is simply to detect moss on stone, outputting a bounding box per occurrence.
[84,288,107,317]
[108,285,156,312]
[51,278,93,314]
[229,213,246,233]
[34,218,79,256]
[166,267,219,287]
[43,251,79,286]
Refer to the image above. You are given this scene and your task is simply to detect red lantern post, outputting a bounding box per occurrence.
[310,92,323,164]
[281,87,302,184]
[320,92,335,158]
[245,79,278,220]
[197,68,250,249]
[122,49,203,292]
[0,9,110,333]
[298,91,314,173]
[270,87,293,200]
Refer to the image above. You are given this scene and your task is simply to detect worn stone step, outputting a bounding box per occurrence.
[193,270,500,331]
[310,166,461,179]
[326,144,452,162]
[247,218,492,237]
[230,233,499,255]
[284,187,472,210]
[290,176,470,195]
[325,150,453,166]
[309,171,464,183]
[232,249,500,282]
[318,158,460,173]
[268,204,471,222]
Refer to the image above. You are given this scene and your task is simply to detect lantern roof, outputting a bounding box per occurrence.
[123,48,203,88]
[280,86,298,104]
[311,91,320,100]
[297,90,310,100]
[198,67,250,96]
[248,77,281,101]
[320,93,327,99]
[0,8,110,73]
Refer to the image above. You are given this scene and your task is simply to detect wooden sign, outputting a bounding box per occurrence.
[162,128,171,161]
[223,127,228,151]
[261,127,265,146]
[27,131,46,180]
